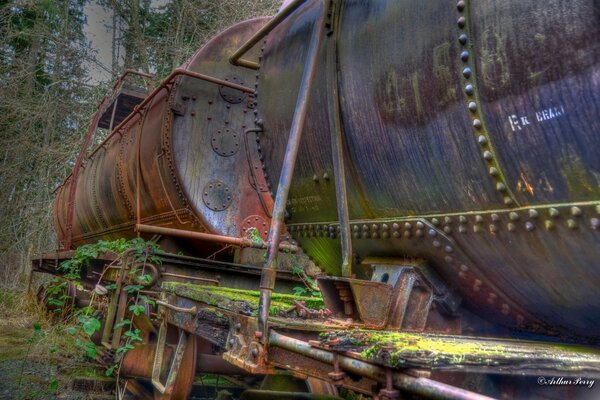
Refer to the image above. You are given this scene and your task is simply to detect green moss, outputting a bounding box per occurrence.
[162,282,324,316]
[320,330,600,370]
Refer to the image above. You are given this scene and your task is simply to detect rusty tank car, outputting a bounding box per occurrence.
[34,0,600,399]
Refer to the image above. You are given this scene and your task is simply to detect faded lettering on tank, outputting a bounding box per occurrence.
[507,105,566,132]
[288,195,322,213]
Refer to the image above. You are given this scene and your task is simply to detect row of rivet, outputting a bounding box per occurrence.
[433,205,600,233]
[426,215,529,326]
[288,205,600,239]
[456,0,516,207]
[252,41,275,200]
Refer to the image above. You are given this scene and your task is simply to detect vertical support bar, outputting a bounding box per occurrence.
[107,97,119,133]
[325,0,352,277]
[257,0,328,341]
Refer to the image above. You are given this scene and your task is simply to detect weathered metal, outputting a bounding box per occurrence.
[257,0,328,342]
[53,19,276,261]
[258,0,600,339]
[136,223,298,252]
[40,0,600,398]
[268,330,495,400]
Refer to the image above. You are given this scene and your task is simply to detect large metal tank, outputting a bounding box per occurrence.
[54,18,275,251]
[257,0,600,338]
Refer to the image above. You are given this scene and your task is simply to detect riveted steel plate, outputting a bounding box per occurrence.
[211,126,240,157]
[219,75,247,104]
[241,215,269,241]
[202,181,232,211]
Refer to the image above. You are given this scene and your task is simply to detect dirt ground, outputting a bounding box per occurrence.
[0,290,112,400]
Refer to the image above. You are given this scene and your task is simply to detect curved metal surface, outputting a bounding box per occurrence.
[257,0,600,338]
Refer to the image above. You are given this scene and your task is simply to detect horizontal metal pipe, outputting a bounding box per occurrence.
[160,272,220,285]
[136,224,298,253]
[269,331,495,400]
[229,0,307,69]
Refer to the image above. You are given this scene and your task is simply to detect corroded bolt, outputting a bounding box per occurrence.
[465,84,474,95]
[491,213,500,222]
[544,220,555,230]
[457,0,466,11]
[528,209,539,218]
[457,16,466,28]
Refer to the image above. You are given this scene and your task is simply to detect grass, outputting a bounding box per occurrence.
[0,288,105,399]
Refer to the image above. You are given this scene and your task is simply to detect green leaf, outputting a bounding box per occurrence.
[105,365,116,376]
[49,345,57,354]
[114,319,132,329]
[82,317,101,336]
[85,342,97,359]
[128,304,145,316]
[66,326,78,335]
[49,378,58,393]
[138,295,155,306]
[123,284,143,293]
[33,322,41,332]
[137,274,153,284]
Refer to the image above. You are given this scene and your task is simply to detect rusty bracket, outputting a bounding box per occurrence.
[222,314,274,375]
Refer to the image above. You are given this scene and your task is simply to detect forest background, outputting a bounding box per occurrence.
[0,0,280,290]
